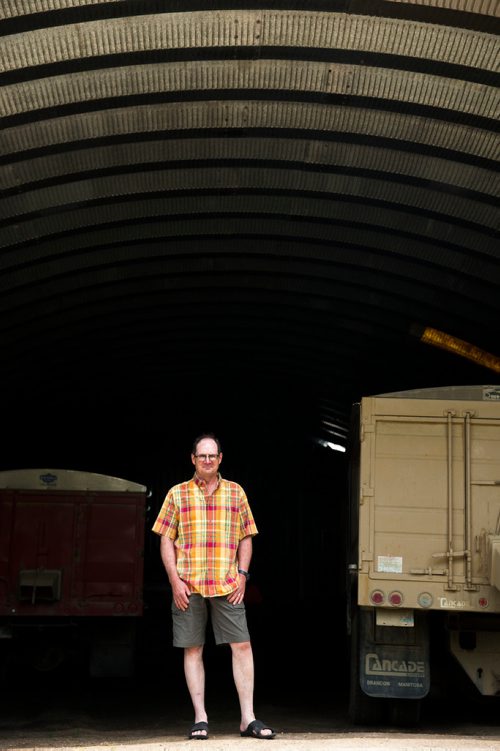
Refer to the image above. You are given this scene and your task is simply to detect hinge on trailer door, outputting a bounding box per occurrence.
[360,423,374,442]
[409,568,447,576]
[360,485,374,505]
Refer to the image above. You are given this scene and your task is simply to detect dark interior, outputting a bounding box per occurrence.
[0,1,499,730]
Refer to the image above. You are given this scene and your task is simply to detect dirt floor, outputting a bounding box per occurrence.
[1,674,500,751]
[4,738,499,751]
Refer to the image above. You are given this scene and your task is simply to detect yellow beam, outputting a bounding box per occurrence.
[420,327,500,374]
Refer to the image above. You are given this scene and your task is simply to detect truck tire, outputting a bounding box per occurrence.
[390,698,421,727]
[89,619,137,678]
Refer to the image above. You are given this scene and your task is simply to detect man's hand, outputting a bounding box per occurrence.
[227,574,246,605]
[171,578,191,610]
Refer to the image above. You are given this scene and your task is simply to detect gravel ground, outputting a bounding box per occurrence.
[3,732,500,751]
[2,687,500,751]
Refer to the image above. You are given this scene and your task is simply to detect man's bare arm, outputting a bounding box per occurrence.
[160,535,190,611]
[227,535,253,604]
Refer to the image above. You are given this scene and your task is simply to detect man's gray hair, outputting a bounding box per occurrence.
[192,433,222,455]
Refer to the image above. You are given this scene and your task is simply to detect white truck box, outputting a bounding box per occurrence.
[348,385,500,724]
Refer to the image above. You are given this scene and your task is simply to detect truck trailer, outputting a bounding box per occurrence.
[347,385,500,724]
[0,468,147,678]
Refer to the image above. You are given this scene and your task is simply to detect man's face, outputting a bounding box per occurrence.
[191,437,222,482]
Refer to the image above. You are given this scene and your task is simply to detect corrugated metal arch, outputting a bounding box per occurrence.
[0,0,498,456]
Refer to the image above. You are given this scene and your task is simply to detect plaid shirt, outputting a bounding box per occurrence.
[152,474,258,597]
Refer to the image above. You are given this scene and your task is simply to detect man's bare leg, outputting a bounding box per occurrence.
[184,645,208,738]
[230,641,273,737]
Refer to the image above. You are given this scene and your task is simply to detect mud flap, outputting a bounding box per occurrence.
[359,608,430,699]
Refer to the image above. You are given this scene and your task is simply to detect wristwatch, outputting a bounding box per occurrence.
[238,568,250,581]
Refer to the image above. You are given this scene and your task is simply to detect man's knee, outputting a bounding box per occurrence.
[185,645,204,659]
[230,640,252,655]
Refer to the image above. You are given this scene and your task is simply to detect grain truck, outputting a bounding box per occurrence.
[347,385,500,724]
[0,468,147,678]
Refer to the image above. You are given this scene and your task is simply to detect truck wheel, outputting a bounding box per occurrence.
[390,698,421,727]
[348,611,385,725]
[89,620,137,678]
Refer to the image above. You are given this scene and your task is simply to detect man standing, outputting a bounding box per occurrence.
[152,433,275,740]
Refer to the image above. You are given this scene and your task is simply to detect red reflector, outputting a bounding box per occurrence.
[370,590,385,605]
[478,597,488,608]
[389,591,403,606]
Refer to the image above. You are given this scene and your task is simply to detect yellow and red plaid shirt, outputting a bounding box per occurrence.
[152,474,258,597]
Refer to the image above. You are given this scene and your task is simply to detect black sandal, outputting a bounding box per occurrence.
[240,719,276,739]
[188,721,209,740]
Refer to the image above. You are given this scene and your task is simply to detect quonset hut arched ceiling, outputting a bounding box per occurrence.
[0,1,499,464]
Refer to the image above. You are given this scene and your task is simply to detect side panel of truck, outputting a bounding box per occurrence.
[0,490,145,617]
[0,469,147,676]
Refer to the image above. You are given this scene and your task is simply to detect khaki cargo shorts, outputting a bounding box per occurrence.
[172,593,250,647]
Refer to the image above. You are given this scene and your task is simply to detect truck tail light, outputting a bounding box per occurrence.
[388,591,403,606]
[370,589,385,605]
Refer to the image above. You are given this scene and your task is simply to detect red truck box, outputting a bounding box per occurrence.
[0,469,147,676]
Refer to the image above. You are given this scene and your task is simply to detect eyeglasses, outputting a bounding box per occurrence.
[195,454,219,461]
